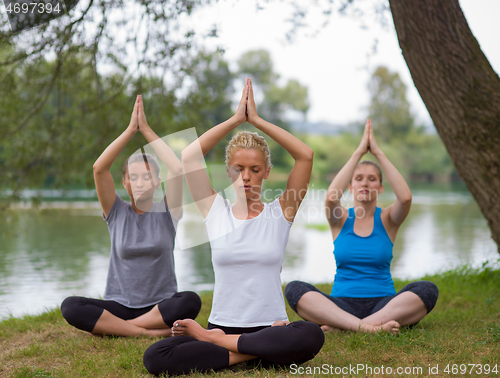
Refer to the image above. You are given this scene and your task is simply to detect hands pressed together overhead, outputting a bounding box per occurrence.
[357,119,382,157]
[127,95,152,134]
[234,78,260,126]
[129,78,261,131]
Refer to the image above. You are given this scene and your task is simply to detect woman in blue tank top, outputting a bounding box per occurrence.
[285,120,438,333]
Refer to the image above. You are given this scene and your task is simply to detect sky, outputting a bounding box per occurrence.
[186,0,500,127]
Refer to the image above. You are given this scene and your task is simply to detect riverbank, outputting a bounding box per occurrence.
[1,264,499,377]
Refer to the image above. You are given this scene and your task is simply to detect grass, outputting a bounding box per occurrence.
[1,263,499,377]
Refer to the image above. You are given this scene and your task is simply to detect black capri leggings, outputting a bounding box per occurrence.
[143,321,325,376]
[60,291,201,333]
[285,281,439,321]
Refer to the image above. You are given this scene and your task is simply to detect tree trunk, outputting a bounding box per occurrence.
[389,0,500,254]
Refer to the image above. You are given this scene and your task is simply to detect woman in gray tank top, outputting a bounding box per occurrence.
[60,95,201,337]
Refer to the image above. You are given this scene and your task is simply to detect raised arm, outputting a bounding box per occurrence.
[246,79,313,222]
[368,120,412,226]
[181,79,249,218]
[93,97,139,218]
[325,121,370,228]
[137,95,183,219]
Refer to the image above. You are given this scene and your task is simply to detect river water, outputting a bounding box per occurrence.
[1,184,498,319]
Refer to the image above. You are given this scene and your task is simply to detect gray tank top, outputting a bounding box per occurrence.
[102,193,179,307]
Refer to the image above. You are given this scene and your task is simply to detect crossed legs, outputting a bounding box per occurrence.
[143,320,325,376]
[286,281,438,334]
[61,291,201,337]
[172,320,256,365]
[91,305,172,337]
[295,291,401,333]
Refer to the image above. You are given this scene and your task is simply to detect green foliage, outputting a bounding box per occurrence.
[368,66,416,143]
[0,50,153,193]
[0,0,209,79]
[238,49,309,123]
[403,128,455,177]
[301,65,457,182]
[0,0,213,197]
[178,50,235,161]
[301,132,360,181]
[264,79,309,116]
[300,130,455,182]
[180,50,235,131]
[238,49,310,168]
[0,46,311,196]
[237,49,278,87]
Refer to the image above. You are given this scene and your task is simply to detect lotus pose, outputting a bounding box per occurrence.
[61,96,201,337]
[142,79,324,376]
[285,120,438,334]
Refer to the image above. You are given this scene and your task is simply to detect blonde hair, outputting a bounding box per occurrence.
[225,131,272,169]
[355,160,383,184]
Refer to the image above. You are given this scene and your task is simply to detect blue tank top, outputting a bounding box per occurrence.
[330,207,396,298]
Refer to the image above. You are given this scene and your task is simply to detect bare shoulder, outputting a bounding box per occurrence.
[328,206,348,241]
[380,205,399,243]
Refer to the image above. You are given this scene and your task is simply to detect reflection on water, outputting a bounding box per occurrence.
[0,186,498,319]
[391,200,498,279]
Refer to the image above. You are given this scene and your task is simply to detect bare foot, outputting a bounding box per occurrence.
[321,324,345,333]
[378,320,400,334]
[171,319,214,342]
[321,325,343,333]
[145,328,173,338]
[361,320,400,334]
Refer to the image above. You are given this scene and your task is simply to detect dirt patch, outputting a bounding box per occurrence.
[0,332,37,376]
[0,323,81,377]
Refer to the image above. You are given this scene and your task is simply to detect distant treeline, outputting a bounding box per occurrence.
[0,41,456,197]
[301,130,457,184]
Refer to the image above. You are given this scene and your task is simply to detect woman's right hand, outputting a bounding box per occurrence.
[127,96,140,134]
[355,119,370,155]
[232,78,249,125]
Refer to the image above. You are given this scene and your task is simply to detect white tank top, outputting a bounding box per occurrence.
[204,194,292,327]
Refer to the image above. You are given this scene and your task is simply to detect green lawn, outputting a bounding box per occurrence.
[1,264,499,377]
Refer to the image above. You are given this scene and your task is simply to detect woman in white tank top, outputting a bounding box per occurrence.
[143,79,325,376]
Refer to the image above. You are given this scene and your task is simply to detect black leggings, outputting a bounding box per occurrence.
[285,281,439,321]
[60,291,201,333]
[143,321,325,376]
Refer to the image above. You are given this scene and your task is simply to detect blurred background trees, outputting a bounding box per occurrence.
[0,44,311,195]
[0,35,455,196]
[301,65,455,184]
[0,0,460,197]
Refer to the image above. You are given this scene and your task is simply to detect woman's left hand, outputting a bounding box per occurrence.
[367,119,382,156]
